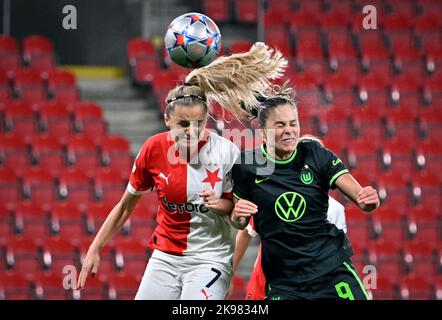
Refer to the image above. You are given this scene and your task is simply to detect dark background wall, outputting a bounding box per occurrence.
[1,0,142,65]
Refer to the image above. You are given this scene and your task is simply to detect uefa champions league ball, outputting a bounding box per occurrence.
[164,12,222,69]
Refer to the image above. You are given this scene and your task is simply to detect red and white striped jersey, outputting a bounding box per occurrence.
[128,130,240,266]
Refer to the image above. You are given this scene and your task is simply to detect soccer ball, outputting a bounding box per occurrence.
[164,12,222,69]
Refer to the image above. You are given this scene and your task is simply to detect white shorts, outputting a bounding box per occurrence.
[134,249,232,300]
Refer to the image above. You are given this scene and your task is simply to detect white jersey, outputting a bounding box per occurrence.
[128,130,240,267]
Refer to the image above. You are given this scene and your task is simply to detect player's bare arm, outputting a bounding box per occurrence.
[335,174,380,212]
[76,190,142,290]
[200,189,233,215]
[230,198,257,230]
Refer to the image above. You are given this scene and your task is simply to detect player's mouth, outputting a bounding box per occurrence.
[281,137,295,144]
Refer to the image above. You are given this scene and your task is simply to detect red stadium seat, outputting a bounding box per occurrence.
[289,11,320,31]
[72,102,107,143]
[321,11,350,30]
[0,35,21,78]
[345,204,370,244]
[366,240,403,280]
[75,275,108,300]
[389,74,421,106]
[127,38,159,85]
[107,273,140,300]
[322,73,354,104]
[30,134,65,176]
[0,167,21,205]
[22,167,57,203]
[101,135,133,175]
[39,101,73,139]
[401,240,437,276]
[14,201,52,239]
[41,237,78,274]
[203,0,230,23]
[357,72,390,106]
[376,171,410,213]
[384,108,418,141]
[0,271,32,299]
[381,138,415,176]
[370,204,408,242]
[344,136,381,176]
[235,0,258,23]
[0,202,14,239]
[415,139,441,175]
[418,108,442,139]
[93,168,126,203]
[369,276,398,300]
[317,107,351,141]
[0,70,12,102]
[3,100,38,138]
[5,236,43,276]
[65,136,101,176]
[47,69,79,103]
[58,168,94,203]
[51,201,87,241]
[14,69,47,104]
[22,35,56,76]
[410,171,441,209]
[0,133,30,170]
[34,272,70,300]
[398,275,432,300]
[228,40,253,54]
[127,193,157,244]
[84,202,123,240]
[114,239,149,278]
[350,105,384,141]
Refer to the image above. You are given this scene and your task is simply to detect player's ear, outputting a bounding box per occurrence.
[164,113,171,128]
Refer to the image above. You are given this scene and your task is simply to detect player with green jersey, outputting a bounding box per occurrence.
[229,83,380,300]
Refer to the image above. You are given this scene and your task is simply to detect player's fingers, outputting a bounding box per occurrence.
[238,203,258,212]
[357,189,377,202]
[91,260,100,276]
[238,200,258,209]
[77,269,88,290]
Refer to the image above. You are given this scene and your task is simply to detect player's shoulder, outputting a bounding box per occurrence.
[298,139,324,153]
[209,130,239,150]
[298,139,334,160]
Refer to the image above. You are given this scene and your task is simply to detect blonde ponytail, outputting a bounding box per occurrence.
[185,42,287,120]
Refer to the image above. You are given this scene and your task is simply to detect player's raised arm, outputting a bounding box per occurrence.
[335,174,380,212]
[76,190,142,290]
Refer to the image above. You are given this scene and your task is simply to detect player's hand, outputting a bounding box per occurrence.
[357,186,380,210]
[232,199,258,219]
[200,189,220,209]
[76,247,101,290]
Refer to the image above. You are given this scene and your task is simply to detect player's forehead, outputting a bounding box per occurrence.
[170,103,206,120]
[267,104,298,124]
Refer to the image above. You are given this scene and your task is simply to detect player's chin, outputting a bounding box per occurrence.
[278,140,297,152]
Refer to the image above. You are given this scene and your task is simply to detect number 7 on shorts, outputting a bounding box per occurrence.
[205,267,221,288]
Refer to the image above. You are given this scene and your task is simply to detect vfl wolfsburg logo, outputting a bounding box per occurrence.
[274,192,307,222]
[300,171,314,184]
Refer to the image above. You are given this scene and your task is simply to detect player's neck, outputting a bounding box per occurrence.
[266,145,293,161]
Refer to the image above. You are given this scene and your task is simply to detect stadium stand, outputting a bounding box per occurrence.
[0,0,440,300]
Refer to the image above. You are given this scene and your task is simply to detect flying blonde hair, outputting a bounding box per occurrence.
[181,42,288,120]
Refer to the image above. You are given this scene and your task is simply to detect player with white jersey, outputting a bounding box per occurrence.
[131,129,239,300]
[76,42,288,300]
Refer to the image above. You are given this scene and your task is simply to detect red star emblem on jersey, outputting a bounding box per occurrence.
[202,168,222,189]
